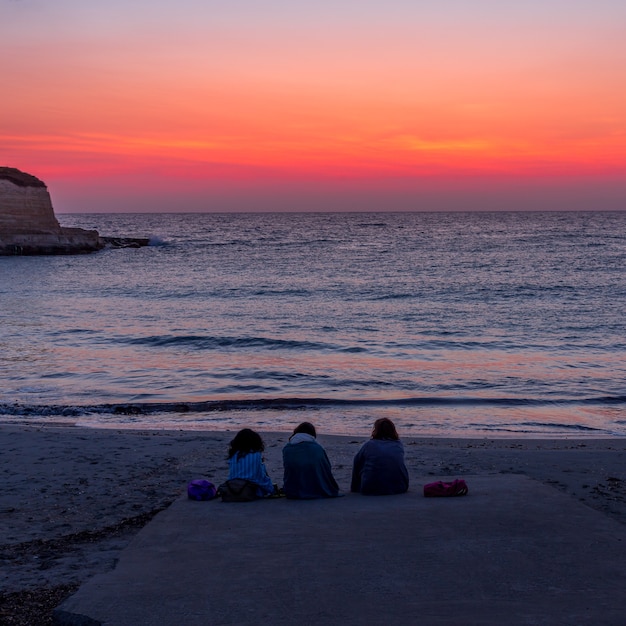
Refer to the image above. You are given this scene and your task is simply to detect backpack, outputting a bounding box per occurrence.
[187,479,217,501]
[217,478,260,502]
[423,479,468,497]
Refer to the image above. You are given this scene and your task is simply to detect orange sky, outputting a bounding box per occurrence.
[2,1,626,212]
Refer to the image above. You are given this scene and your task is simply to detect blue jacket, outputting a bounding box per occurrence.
[283,435,339,499]
[351,439,409,495]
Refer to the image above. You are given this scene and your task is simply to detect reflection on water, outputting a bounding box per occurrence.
[1,211,625,437]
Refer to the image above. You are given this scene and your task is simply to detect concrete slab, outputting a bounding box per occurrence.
[55,476,626,625]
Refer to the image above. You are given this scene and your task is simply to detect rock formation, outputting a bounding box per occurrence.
[0,167,148,255]
[0,168,62,234]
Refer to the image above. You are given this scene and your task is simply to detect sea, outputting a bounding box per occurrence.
[1,211,625,438]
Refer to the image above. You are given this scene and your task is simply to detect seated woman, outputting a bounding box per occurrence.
[351,418,409,495]
[282,422,340,499]
[227,428,275,497]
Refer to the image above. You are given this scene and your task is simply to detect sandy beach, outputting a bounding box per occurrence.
[1,424,625,624]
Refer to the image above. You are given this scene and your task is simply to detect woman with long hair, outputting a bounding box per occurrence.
[227,428,275,497]
[351,418,409,495]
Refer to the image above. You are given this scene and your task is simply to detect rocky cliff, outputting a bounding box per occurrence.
[0,167,146,255]
[0,168,62,235]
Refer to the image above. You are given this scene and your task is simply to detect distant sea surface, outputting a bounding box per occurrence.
[1,211,625,437]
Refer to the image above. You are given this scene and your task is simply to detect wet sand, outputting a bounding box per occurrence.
[1,425,625,623]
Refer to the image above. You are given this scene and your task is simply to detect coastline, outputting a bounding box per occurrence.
[1,424,625,623]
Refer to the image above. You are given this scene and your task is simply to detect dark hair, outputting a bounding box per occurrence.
[371,418,399,441]
[228,428,265,459]
[293,422,317,438]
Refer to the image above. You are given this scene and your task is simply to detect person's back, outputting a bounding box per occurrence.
[351,418,409,496]
[227,428,275,497]
[351,438,408,495]
[282,423,339,499]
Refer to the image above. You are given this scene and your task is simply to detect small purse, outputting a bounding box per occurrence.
[217,478,260,502]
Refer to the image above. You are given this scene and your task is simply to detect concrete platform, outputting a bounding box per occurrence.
[55,475,626,625]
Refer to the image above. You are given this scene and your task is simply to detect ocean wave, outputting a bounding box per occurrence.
[148,236,168,246]
[471,422,606,434]
[116,334,335,351]
[2,395,625,418]
[249,288,312,297]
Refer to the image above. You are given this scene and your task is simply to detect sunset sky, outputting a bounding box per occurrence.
[2,0,626,212]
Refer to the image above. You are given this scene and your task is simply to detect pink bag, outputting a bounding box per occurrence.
[423,479,468,497]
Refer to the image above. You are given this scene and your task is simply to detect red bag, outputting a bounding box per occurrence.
[423,479,468,497]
